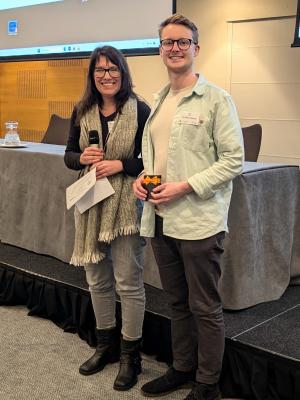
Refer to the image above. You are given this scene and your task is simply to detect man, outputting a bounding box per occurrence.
[133,13,244,400]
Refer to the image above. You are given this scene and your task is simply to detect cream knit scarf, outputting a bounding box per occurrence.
[70,97,139,266]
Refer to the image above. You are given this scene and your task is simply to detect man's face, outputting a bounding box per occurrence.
[160,24,199,74]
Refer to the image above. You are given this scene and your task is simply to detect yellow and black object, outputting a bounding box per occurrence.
[142,175,161,200]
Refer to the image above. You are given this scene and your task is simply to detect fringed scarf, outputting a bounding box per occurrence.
[71,97,139,266]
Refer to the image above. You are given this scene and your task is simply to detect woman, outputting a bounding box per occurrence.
[64,46,150,391]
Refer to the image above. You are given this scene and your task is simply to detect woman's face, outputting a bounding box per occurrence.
[93,56,122,100]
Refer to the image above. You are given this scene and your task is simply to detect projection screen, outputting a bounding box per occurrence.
[0,0,176,61]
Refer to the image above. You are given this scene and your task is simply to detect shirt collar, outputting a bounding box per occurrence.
[153,74,207,101]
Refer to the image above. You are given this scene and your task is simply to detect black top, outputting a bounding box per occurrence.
[64,99,150,176]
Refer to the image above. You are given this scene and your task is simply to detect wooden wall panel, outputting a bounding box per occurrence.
[19,128,45,143]
[48,101,76,119]
[0,59,89,142]
[17,70,47,99]
[48,59,84,68]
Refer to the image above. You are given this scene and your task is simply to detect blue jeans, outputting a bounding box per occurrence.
[84,233,145,340]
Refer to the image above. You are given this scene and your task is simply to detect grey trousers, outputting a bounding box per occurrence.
[151,216,225,384]
[84,234,146,340]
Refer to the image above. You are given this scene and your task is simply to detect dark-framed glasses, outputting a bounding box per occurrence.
[94,67,121,78]
[160,38,196,51]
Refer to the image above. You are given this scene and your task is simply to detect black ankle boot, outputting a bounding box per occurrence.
[113,337,142,391]
[79,327,120,376]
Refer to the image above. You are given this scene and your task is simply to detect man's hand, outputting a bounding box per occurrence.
[80,147,104,166]
[149,181,193,205]
[133,174,148,201]
[91,160,123,179]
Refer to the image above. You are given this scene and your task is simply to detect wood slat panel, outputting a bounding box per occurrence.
[19,128,44,143]
[0,59,88,140]
[48,101,76,118]
[48,59,84,68]
[17,70,47,99]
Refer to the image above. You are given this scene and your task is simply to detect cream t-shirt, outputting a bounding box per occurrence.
[150,85,193,216]
[150,85,193,183]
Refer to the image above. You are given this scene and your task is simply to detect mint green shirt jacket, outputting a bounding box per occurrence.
[140,75,244,239]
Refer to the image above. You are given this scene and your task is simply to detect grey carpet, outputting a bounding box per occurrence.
[0,306,240,400]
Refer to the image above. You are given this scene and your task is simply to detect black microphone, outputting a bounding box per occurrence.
[88,130,99,148]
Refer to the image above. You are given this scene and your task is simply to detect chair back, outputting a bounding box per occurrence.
[42,114,70,145]
[242,124,262,161]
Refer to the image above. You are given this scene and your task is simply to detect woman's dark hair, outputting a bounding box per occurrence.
[76,46,136,124]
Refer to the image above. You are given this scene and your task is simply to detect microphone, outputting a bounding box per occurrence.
[88,130,99,148]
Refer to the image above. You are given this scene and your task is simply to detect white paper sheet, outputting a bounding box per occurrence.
[66,168,96,210]
[76,177,115,214]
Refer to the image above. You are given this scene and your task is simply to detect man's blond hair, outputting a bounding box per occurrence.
[159,13,199,44]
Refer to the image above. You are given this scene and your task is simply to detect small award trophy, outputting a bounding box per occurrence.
[142,174,162,200]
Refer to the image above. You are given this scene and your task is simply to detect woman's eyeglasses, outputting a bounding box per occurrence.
[160,38,196,51]
[94,67,121,78]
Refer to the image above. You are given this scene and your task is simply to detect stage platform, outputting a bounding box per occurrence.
[0,242,299,400]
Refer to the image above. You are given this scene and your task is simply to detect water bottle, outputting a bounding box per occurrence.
[4,121,20,146]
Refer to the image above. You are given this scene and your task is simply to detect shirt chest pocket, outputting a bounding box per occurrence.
[180,120,210,152]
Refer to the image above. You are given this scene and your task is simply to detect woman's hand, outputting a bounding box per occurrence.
[133,174,148,201]
[80,147,104,166]
[91,160,123,179]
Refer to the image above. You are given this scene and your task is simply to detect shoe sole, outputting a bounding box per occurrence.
[79,356,120,376]
[140,382,193,397]
[113,368,142,391]
[113,377,138,391]
[208,395,222,400]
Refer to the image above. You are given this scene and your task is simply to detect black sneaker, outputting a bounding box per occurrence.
[141,367,195,397]
[184,382,221,400]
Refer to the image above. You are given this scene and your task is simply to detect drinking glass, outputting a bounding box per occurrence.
[4,121,20,146]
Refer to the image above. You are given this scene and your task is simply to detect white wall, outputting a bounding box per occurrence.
[229,17,300,164]
[128,0,299,165]
[127,55,168,105]
[178,0,298,88]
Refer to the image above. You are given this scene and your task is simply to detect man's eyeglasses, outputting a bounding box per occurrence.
[160,38,196,51]
[94,67,121,78]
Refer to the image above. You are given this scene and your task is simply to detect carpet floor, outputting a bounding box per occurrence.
[0,305,241,400]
